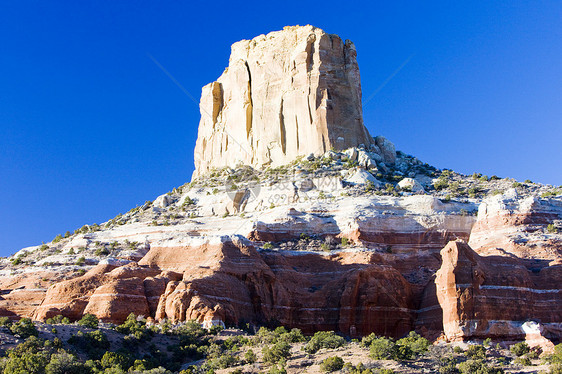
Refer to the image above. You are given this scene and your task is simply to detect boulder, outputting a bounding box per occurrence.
[374,136,396,164]
[154,194,173,208]
[344,169,381,186]
[397,178,425,193]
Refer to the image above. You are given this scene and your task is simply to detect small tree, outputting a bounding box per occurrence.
[510,342,530,357]
[77,313,99,329]
[10,318,38,338]
[320,356,344,372]
[244,349,257,364]
[262,341,291,364]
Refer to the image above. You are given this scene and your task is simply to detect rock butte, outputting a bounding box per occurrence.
[193,25,384,178]
[0,26,561,352]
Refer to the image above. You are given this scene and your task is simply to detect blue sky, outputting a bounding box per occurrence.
[1,1,561,256]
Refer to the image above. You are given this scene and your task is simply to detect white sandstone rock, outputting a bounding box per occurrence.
[345,169,381,187]
[193,26,373,178]
[397,178,425,193]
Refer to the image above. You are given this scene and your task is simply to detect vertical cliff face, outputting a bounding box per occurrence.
[193,25,373,178]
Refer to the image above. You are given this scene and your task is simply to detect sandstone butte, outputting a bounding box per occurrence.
[1,25,561,352]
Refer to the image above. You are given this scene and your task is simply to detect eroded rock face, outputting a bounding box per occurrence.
[469,189,562,261]
[436,240,562,347]
[193,25,375,178]
[32,237,415,337]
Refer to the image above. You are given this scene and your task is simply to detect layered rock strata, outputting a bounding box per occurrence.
[436,240,562,346]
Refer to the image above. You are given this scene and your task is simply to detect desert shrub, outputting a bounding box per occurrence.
[0,316,12,327]
[100,351,132,371]
[244,349,257,364]
[320,356,344,372]
[514,356,531,366]
[548,344,562,364]
[396,331,429,358]
[437,356,458,374]
[285,328,306,343]
[95,248,109,256]
[433,178,449,190]
[76,256,86,266]
[46,315,70,325]
[68,330,109,359]
[453,346,464,354]
[205,351,239,369]
[550,364,562,374]
[510,342,530,357]
[457,359,504,374]
[369,337,396,360]
[268,361,287,374]
[45,352,89,374]
[547,224,558,233]
[9,318,38,338]
[466,344,486,359]
[263,242,274,249]
[0,337,86,374]
[116,313,150,341]
[361,333,378,347]
[263,341,291,364]
[303,331,345,354]
[2,350,50,374]
[77,313,99,328]
[483,338,492,347]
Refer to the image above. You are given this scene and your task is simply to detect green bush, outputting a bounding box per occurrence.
[396,331,429,358]
[268,361,287,374]
[367,332,428,361]
[510,342,530,357]
[369,337,396,360]
[547,224,558,233]
[361,333,377,347]
[303,331,346,354]
[206,352,239,369]
[466,344,486,359]
[68,330,109,359]
[2,350,50,374]
[244,349,257,364]
[547,343,562,364]
[514,356,531,366]
[100,351,132,370]
[46,315,70,325]
[437,356,458,374]
[320,356,345,372]
[45,352,89,374]
[77,313,99,328]
[0,316,12,327]
[457,359,504,374]
[263,341,291,364]
[9,318,38,338]
[433,178,449,191]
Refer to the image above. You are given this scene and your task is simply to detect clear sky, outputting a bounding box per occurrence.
[1,1,561,256]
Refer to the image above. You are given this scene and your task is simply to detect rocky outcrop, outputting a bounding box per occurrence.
[193,26,377,178]
[469,189,562,261]
[436,240,562,347]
